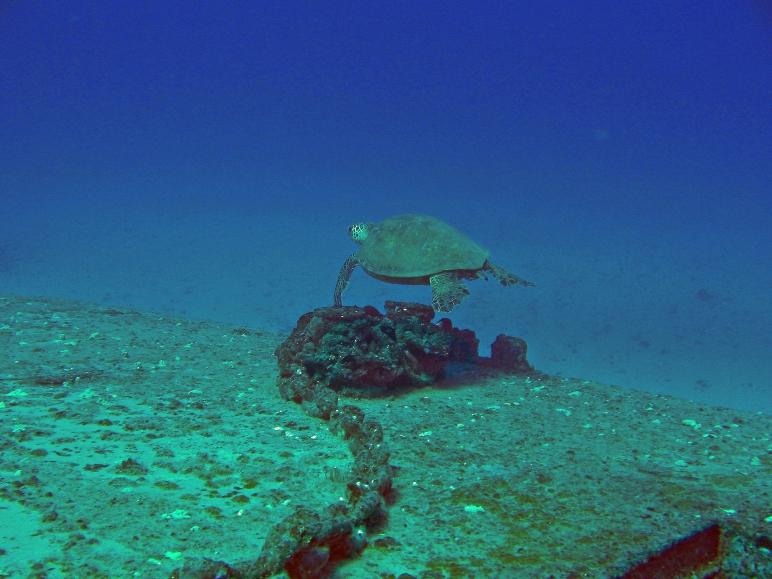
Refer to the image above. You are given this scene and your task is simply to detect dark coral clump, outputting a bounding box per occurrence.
[275,301,533,401]
[275,302,454,398]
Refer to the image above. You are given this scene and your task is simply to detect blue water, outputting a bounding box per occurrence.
[1,1,771,413]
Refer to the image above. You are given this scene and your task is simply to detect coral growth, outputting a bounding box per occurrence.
[275,300,533,401]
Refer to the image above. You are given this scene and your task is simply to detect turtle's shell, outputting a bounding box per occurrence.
[358,214,489,279]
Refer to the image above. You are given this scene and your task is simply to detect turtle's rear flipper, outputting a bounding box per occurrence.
[333,254,359,306]
[430,272,470,312]
[484,262,534,287]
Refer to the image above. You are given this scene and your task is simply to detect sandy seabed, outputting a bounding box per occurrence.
[0,295,769,577]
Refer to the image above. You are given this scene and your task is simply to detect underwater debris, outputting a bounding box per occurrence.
[622,523,723,578]
[265,301,532,576]
[275,301,533,399]
[488,334,532,373]
[175,302,534,578]
[621,521,772,578]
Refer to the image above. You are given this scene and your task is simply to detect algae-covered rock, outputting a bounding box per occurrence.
[275,301,533,400]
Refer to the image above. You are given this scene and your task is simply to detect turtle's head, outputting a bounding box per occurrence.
[348,223,369,244]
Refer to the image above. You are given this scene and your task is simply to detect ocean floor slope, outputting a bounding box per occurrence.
[0,295,769,577]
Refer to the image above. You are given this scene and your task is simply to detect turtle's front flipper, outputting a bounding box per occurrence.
[429,272,470,312]
[484,262,534,287]
[333,254,359,306]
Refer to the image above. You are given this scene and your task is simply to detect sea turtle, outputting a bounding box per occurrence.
[333,214,533,312]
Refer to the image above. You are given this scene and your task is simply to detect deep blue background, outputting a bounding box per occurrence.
[2,1,771,411]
